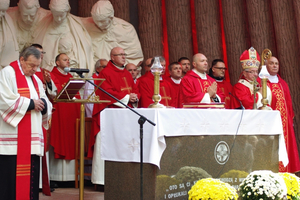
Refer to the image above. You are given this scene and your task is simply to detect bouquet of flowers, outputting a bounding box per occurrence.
[238,170,287,200]
[188,178,238,200]
[278,173,300,200]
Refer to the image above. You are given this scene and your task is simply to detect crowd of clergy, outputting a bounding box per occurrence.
[86,46,299,177]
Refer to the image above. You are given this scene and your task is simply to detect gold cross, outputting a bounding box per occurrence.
[160,86,171,106]
[121,77,132,93]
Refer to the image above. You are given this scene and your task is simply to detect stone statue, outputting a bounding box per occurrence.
[34,0,94,77]
[0,0,19,68]
[81,0,144,66]
[6,0,51,51]
[58,36,78,69]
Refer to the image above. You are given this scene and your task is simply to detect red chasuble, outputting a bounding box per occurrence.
[34,70,51,195]
[49,67,80,160]
[230,78,260,109]
[138,72,175,108]
[89,61,139,157]
[266,76,300,173]
[165,76,180,108]
[178,70,224,108]
[11,61,40,200]
[216,80,233,109]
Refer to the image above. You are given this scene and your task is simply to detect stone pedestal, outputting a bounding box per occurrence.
[105,134,278,200]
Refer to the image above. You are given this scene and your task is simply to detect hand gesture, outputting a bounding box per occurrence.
[129,93,138,103]
[207,82,217,98]
[33,99,45,112]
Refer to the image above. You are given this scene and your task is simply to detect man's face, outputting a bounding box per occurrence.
[243,67,258,81]
[180,59,191,74]
[19,5,38,26]
[212,62,226,78]
[193,54,208,73]
[160,61,166,75]
[111,48,126,67]
[20,55,41,76]
[56,54,70,70]
[144,58,152,72]
[96,60,108,73]
[52,10,68,25]
[92,15,113,31]
[169,64,182,80]
[126,64,138,80]
[266,57,279,76]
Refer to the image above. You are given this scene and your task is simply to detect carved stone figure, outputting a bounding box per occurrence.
[81,0,143,66]
[0,0,19,68]
[6,0,51,51]
[34,0,93,76]
[58,36,78,69]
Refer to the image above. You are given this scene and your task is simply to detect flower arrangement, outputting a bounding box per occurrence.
[238,170,287,200]
[220,169,249,179]
[188,178,238,200]
[278,173,300,200]
[174,166,211,184]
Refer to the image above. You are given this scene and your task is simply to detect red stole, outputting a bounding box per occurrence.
[10,61,39,200]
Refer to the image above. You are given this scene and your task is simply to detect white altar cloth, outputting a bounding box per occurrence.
[92,108,288,184]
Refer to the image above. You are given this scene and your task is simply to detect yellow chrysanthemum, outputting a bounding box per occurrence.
[188,178,238,200]
[278,173,300,200]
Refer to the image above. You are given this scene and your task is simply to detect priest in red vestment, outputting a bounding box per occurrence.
[231,47,262,109]
[139,56,176,108]
[208,59,232,109]
[165,62,182,107]
[178,53,224,107]
[90,47,139,156]
[49,53,81,160]
[0,47,52,200]
[263,56,300,173]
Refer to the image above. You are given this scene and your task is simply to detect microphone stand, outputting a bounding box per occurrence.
[229,92,245,110]
[77,72,155,200]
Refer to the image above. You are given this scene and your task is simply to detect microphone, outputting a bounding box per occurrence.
[64,68,89,74]
[229,92,245,110]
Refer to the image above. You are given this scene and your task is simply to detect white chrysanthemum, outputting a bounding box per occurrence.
[238,170,287,200]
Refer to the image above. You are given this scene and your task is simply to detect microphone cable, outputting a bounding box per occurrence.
[215,93,245,178]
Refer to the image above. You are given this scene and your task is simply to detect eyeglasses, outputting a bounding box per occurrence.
[112,53,127,57]
[245,70,258,74]
[213,67,227,70]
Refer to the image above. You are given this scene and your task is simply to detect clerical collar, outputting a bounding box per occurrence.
[17,60,25,76]
[209,74,224,81]
[192,69,207,79]
[111,60,125,70]
[268,75,279,83]
[57,67,68,75]
[171,77,181,84]
[36,67,42,72]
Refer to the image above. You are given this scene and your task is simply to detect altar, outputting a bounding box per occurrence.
[92,108,287,200]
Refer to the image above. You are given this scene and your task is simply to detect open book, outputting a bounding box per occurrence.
[55,79,85,100]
